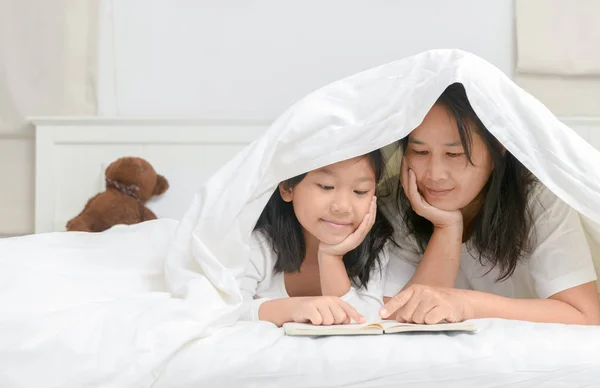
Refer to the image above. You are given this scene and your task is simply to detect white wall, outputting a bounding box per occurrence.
[99,0,515,119]
[3,0,517,236]
[0,1,97,236]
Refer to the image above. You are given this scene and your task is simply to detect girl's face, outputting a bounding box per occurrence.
[404,103,494,213]
[280,156,376,245]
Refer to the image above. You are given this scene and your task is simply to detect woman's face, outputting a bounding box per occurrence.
[404,103,494,212]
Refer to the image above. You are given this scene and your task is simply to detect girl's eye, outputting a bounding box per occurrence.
[354,190,369,195]
[318,184,334,190]
[447,152,464,158]
[412,150,428,156]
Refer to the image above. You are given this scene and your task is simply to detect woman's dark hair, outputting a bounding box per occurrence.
[398,83,536,281]
[254,149,394,289]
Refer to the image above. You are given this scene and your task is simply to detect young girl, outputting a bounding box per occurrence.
[240,150,396,326]
[380,83,600,326]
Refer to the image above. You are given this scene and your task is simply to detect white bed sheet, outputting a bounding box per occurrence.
[154,319,600,388]
[1,220,599,387]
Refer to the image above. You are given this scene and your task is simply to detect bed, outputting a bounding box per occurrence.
[0,114,587,387]
[1,218,599,387]
[154,318,600,387]
[31,117,269,233]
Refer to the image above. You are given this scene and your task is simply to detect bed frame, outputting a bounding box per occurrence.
[31,117,269,233]
[30,116,600,233]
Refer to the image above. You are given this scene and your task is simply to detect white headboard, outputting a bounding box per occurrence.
[30,116,600,234]
[32,118,269,233]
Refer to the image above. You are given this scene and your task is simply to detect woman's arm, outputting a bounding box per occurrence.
[395,163,464,289]
[380,282,600,325]
[403,225,462,288]
[466,281,600,325]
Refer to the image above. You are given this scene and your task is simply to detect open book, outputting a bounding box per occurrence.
[283,320,478,336]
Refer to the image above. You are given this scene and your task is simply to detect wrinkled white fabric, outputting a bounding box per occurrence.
[1,49,600,387]
[165,49,600,321]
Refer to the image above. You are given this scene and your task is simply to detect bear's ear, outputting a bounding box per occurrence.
[153,174,169,195]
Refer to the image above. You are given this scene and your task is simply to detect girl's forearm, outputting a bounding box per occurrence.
[258,297,305,327]
[318,253,352,297]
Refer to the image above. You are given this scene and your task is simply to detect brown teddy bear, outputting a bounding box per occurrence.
[66,157,169,232]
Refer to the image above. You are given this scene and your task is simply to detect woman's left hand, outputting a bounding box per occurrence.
[379,284,473,324]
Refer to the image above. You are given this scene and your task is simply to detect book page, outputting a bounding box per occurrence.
[283,322,373,331]
[380,320,478,333]
[282,320,477,336]
[282,321,384,336]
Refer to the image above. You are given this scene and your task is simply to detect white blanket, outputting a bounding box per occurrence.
[2,49,600,387]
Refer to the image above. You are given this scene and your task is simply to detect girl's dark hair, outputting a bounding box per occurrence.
[398,83,536,281]
[254,150,394,288]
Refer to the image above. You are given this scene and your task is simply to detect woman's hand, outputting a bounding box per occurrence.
[291,296,367,325]
[401,157,462,229]
[380,284,473,324]
[318,196,377,257]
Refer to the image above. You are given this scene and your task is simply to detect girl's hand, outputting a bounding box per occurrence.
[291,296,367,325]
[380,284,472,324]
[318,196,376,257]
[401,157,463,229]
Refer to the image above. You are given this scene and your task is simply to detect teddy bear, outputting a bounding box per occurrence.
[66,156,169,232]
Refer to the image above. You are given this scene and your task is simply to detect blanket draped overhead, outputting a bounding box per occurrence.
[1,49,600,387]
[165,49,600,324]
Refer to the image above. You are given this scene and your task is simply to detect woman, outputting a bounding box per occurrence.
[381,83,600,326]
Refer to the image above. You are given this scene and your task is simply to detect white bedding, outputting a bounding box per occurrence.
[1,220,599,388]
[3,49,600,387]
[0,220,179,387]
[153,319,600,388]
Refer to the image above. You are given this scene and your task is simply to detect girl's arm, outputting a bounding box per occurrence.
[318,252,351,296]
[317,196,386,321]
[241,232,365,326]
[320,245,390,322]
[239,232,281,321]
[317,196,377,297]
[258,296,365,327]
[258,297,306,326]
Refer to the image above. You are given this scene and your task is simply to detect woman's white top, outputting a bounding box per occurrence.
[383,184,598,299]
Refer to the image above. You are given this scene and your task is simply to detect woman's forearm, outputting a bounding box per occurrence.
[407,225,462,288]
[465,289,600,325]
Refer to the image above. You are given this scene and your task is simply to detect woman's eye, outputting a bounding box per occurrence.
[354,190,369,195]
[318,184,334,190]
[412,150,428,156]
[447,152,464,158]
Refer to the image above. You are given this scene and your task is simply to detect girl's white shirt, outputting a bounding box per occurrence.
[239,230,392,322]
